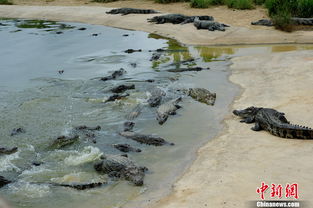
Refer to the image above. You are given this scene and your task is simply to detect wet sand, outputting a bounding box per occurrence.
[1,3,313,208]
[154,50,313,207]
[0,4,313,45]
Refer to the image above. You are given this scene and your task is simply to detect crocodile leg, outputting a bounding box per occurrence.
[251,122,262,131]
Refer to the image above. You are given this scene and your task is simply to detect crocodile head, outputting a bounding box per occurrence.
[233,106,262,118]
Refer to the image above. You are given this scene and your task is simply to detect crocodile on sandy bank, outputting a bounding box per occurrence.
[106,8,159,16]
[233,106,313,139]
[193,17,229,31]
[251,18,313,26]
[148,14,214,24]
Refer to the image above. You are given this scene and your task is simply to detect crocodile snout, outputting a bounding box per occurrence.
[233,110,239,116]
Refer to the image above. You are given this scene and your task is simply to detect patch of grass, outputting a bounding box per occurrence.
[190,0,223,8]
[92,0,119,2]
[225,0,254,9]
[0,0,13,5]
[253,0,265,5]
[296,0,313,18]
[264,0,313,31]
[265,0,313,18]
[154,0,187,3]
[271,9,293,32]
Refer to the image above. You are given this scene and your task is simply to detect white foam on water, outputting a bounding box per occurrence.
[9,181,50,198]
[50,172,106,184]
[64,146,103,166]
[20,166,52,177]
[25,144,35,152]
[0,151,20,172]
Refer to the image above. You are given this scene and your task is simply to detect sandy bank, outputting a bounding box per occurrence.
[0,5,313,45]
[153,50,313,207]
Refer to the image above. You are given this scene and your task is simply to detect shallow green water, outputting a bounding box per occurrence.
[0,19,311,208]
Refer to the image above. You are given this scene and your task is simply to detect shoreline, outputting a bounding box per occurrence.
[153,49,313,208]
[0,5,313,46]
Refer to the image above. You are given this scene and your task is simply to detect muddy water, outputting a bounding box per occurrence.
[0,19,312,208]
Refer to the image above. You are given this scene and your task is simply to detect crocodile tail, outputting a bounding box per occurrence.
[276,124,313,140]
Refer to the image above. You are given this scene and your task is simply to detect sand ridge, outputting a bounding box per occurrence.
[0,4,312,45]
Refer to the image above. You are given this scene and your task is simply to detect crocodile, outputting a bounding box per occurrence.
[73,125,101,143]
[0,176,11,188]
[111,84,135,93]
[100,68,126,81]
[124,49,142,54]
[74,125,101,131]
[50,135,79,149]
[148,14,214,25]
[106,8,159,16]
[125,104,143,120]
[10,127,25,136]
[233,106,313,139]
[194,17,229,31]
[119,131,174,146]
[251,19,274,26]
[147,87,166,107]
[51,182,105,190]
[156,97,182,125]
[0,147,18,155]
[252,18,313,27]
[94,154,147,186]
[123,121,135,131]
[113,144,142,153]
[105,93,129,102]
[167,67,209,73]
[187,88,216,106]
[150,52,162,61]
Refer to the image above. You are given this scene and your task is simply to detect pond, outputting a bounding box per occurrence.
[0,19,311,208]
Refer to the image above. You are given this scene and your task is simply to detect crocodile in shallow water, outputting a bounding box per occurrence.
[100,68,126,81]
[156,97,182,125]
[119,131,174,146]
[233,106,313,139]
[94,154,147,186]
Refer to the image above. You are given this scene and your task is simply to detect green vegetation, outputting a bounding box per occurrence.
[253,0,265,5]
[190,0,222,8]
[154,0,186,3]
[16,20,75,31]
[224,0,254,9]
[0,0,13,5]
[152,0,313,31]
[265,0,313,18]
[190,0,255,9]
[92,0,119,2]
[264,0,313,31]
